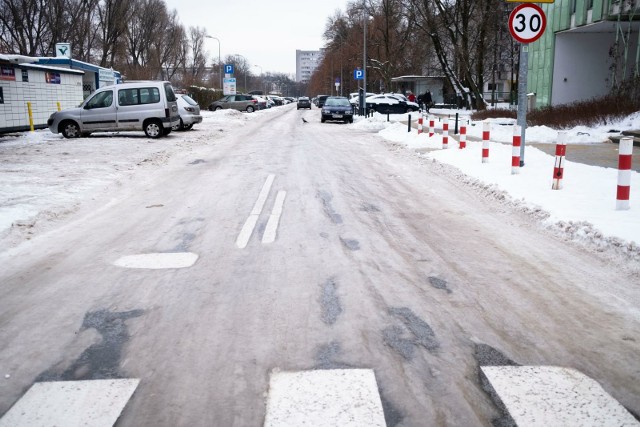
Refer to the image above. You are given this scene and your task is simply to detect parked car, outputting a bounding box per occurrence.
[173,94,202,131]
[349,92,375,107]
[297,96,312,109]
[365,94,415,114]
[321,96,354,123]
[208,94,258,112]
[252,95,268,110]
[316,95,329,108]
[47,81,180,138]
[384,93,420,111]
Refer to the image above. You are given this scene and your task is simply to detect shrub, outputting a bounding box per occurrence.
[186,86,223,109]
[472,81,640,128]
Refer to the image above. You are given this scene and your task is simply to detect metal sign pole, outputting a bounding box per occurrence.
[517,44,528,167]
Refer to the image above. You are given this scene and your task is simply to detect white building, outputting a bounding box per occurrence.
[0,54,84,133]
[296,49,324,83]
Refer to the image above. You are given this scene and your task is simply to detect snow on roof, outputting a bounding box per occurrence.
[19,63,84,75]
[0,54,39,64]
[391,75,446,81]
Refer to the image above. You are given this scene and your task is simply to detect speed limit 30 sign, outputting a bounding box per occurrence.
[509,3,547,44]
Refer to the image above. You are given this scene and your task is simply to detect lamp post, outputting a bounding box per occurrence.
[205,35,221,90]
[359,1,368,116]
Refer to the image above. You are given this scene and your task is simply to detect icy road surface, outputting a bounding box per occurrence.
[0,105,639,426]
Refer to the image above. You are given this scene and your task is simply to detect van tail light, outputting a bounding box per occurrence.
[165,108,170,117]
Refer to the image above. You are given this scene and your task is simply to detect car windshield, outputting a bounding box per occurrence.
[325,98,350,107]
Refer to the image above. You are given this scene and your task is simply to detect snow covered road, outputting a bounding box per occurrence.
[1,105,639,425]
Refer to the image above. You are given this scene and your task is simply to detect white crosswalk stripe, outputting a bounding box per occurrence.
[481,366,639,427]
[0,379,140,427]
[264,369,386,427]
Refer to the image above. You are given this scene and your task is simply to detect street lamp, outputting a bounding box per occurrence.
[205,35,222,91]
[253,64,263,93]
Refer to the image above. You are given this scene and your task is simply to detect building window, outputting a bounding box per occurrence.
[21,69,28,82]
[0,87,4,104]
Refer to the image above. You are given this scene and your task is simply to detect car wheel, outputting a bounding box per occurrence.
[61,121,81,138]
[144,120,163,138]
[183,124,193,130]
[172,118,184,131]
[215,106,223,111]
[321,118,326,123]
[246,106,255,113]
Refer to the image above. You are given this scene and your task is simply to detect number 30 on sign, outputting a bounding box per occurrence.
[509,3,547,44]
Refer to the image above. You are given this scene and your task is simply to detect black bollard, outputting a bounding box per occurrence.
[455,113,459,134]
[408,114,412,132]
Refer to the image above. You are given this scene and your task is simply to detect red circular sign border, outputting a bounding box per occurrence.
[509,3,547,44]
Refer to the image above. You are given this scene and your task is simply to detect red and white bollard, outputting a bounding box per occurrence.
[418,114,424,134]
[552,131,567,190]
[442,121,449,149]
[616,137,633,210]
[482,121,490,163]
[428,116,435,137]
[459,122,467,149]
[511,125,521,174]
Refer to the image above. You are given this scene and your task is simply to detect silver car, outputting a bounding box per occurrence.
[47,81,180,138]
[173,94,203,131]
[208,94,258,113]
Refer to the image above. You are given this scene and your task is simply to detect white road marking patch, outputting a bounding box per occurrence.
[236,174,275,248]
[262,191,287,244]
[264,369,386,427]
[114,252,198,269]
[481,366,639,427]
[0,378,140,427]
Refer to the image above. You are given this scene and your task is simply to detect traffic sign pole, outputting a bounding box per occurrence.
[517,44,528,167]
[508,3,546,167]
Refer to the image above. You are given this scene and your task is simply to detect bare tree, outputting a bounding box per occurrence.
[96,0,133,67]
[182,26,208,86]
[154,9,187,82]
[0,0,49,55]
[406,0,502,109]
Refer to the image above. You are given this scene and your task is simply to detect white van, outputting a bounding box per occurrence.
[48,81,180,138]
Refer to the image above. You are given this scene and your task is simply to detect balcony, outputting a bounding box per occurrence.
[609,0,640,19]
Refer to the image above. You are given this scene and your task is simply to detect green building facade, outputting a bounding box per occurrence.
[528,0,639,107]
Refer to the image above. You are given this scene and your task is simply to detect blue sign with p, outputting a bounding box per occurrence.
[225,64,234,74]
[354,69,364,80]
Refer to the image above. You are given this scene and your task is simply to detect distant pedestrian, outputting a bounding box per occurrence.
[422,90,433,112]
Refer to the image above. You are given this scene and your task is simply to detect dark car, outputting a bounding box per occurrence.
[316,95,329,108]
[365,94,414,114]
[297,97,312,109]
[321,96,354,124]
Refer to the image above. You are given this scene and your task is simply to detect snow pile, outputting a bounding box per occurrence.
[367,110,640,267]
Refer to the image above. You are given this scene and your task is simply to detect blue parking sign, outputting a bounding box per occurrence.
[224,64,234,74]
[354,69,364,80]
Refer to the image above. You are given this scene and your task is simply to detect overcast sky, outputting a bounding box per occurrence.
[163,0,351,76]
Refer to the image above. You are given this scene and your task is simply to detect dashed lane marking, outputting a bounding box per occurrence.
[264,369,386,427]
[0,379,140,427]
[481,366,639,427]
[113,252,198,269]
[236,174,275,249]
[262,191,287,244]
